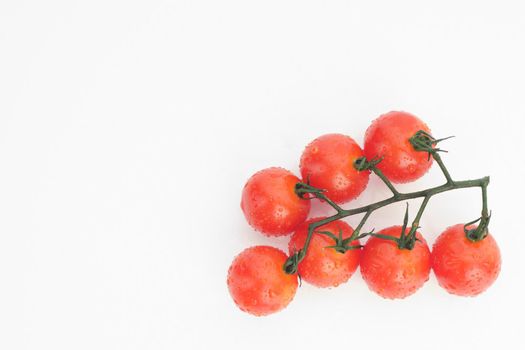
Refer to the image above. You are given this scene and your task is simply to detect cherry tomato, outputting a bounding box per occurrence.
[227,246,298,316]
[241,167,310,236]
[364,111,432,183]
[288,218,360,288]
[300,134,369,204]
[360,226,431,299]
[432,224,501,296]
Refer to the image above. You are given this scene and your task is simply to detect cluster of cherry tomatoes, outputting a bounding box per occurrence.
[227,111,501,317]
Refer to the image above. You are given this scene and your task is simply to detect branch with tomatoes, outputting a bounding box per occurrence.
[228,111,501,317]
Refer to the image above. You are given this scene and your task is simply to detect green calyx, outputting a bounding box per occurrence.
[409,130,454,160]
[295,182,325,199]
[283,248,305,275]
[354,156,382,171]
[317,228,364,254]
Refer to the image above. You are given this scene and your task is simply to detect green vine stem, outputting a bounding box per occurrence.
[283,130,491,274]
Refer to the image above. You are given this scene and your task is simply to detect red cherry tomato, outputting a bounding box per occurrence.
[432,224,501,296]
[227,246,298,316]
[364,111,432,183]
[288,218,360,288]
[241,167,310,236]
[300,134,369,204]
[360,226,431,299]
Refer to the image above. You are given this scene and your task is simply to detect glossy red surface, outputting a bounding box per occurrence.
[227,246,298,316]
[241,167,310,236]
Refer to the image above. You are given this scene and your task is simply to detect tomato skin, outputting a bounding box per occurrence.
[288,218,360,288]
[241,167,310,236]
[227,246,298,316]
[360,226,431,299]
[300,134,369,204]
[364,111,432,183]
[432,224,501,296]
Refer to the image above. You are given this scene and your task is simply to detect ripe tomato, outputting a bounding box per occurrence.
[288,218,360,288]
[300,134,369,204]
[241,167,310,236]
[360,226,431,299]
[227,246,298,316]
[364,111,432,183]
[432,224,501,296]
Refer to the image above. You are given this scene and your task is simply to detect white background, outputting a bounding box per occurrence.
[1,1,524,349]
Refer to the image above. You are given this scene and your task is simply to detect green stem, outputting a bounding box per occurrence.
[462,180,491,242]
[402,195,431,248]
[350,210,373,241]
[412,195,431,227]
[341,177,488,216]
[371,166,400,197]
[285,175,489,273]
[316,192,345,213]
[481,182,489,218]
[300,216,337,262]
[433,153,453,184]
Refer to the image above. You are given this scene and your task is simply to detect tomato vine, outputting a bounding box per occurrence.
[284,130,491,274]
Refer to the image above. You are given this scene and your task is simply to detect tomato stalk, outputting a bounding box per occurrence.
[355,156,400,197]
[283,130,491,275]
[464,181,491,242]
